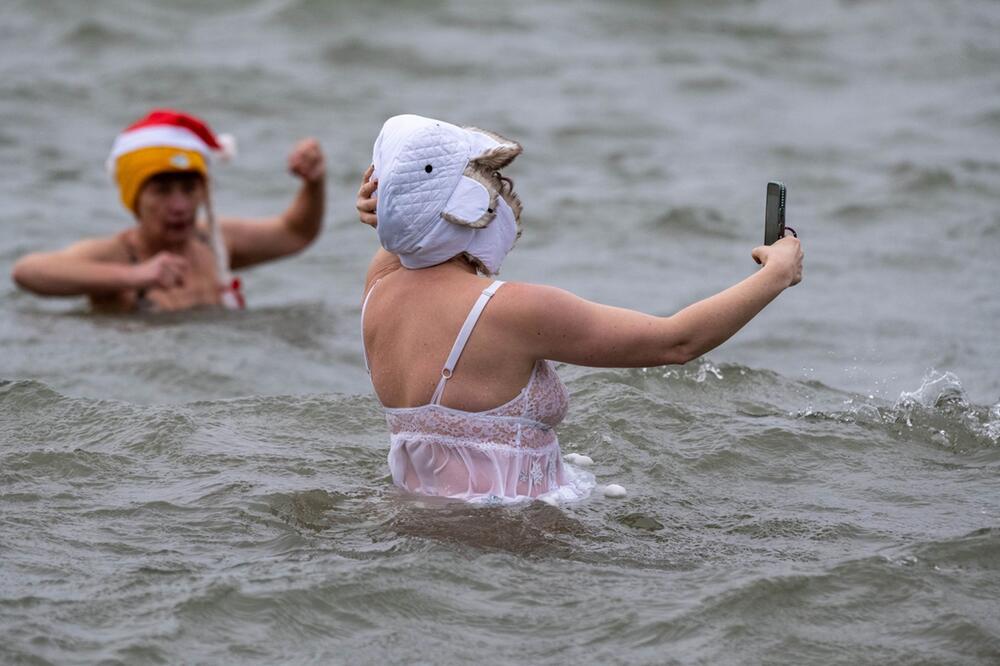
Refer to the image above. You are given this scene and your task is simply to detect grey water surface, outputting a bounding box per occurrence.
[1,1,999,664]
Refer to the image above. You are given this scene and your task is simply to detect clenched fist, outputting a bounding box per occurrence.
[288,138,325,185]
[130,251,189,290]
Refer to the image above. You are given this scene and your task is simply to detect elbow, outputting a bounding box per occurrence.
[11,255,60,295]
[11,257,36,292]
[284,216,324,255]
[299,221,323,249]
[661,341,701,366]
[677,348,702,366]
[291,229,320,257]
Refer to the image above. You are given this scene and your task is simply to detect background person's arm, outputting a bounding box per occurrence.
[221,138,325,269]
[506,237,803,367]
[11,238,187,296]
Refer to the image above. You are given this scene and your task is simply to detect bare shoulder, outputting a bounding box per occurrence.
[210,217,248,239]
[363,249,404,300]
[487,281,599,349]
[491,281,588,324]
[56,234,129,262]
[487,280,677,367]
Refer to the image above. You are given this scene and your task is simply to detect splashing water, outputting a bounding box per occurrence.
[895,370,968,411]
[890,371,999,447]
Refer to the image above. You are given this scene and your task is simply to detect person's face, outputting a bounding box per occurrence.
[134,172,205,246]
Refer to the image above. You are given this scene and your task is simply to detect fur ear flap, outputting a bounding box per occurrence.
[464,127,523,170]
[441,168,498,229]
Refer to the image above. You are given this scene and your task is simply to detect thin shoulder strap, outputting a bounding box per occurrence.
[430,280,505,405]
[360,280,381,375]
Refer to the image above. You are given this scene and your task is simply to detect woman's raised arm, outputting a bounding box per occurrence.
[500,236,803,368]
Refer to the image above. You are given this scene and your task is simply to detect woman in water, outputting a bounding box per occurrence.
[357,115,802,504]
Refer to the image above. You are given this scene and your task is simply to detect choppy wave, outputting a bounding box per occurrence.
[799,370,1000,451]
[4,360,1000,663]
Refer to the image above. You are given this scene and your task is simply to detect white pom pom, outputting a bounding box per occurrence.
[564,453,594,466]
[216,133,237,161]
[602,484,627,499]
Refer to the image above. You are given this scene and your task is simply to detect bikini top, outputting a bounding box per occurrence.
[361,280,569,450]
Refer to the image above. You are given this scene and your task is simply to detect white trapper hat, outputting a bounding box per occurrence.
[371,114,523,275]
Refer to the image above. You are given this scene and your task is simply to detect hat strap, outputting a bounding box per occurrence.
[202,187,242,310]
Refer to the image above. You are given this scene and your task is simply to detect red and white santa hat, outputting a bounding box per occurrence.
[106,109,236,213]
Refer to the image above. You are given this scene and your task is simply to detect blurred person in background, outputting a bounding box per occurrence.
[11,109,325,312]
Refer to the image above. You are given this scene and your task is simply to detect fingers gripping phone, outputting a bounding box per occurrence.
[764,181,796,245]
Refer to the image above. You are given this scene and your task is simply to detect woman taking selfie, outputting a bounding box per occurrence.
[357,115,803,505]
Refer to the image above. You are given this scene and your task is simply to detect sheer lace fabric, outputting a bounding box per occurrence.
[384,360,594,504]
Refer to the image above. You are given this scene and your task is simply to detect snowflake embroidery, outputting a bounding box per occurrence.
[530,460,543,484]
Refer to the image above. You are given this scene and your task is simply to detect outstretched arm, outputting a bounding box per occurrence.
[11,237,188,297]
[503,237,804,367]
[222,138,326,269]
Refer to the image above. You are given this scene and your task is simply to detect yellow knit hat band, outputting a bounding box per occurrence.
[115,147,208,214]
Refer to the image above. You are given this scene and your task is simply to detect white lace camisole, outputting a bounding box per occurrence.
[362,280,594,504]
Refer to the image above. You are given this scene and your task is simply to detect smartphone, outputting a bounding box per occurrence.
[764,181,786,246]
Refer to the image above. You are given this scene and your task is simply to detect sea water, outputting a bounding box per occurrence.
[1,1,998,663]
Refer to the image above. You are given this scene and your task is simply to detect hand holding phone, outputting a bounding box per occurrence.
[764,181,796,245]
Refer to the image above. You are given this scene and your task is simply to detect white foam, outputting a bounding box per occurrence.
[564,452,594,466]
[603,484,627,498]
